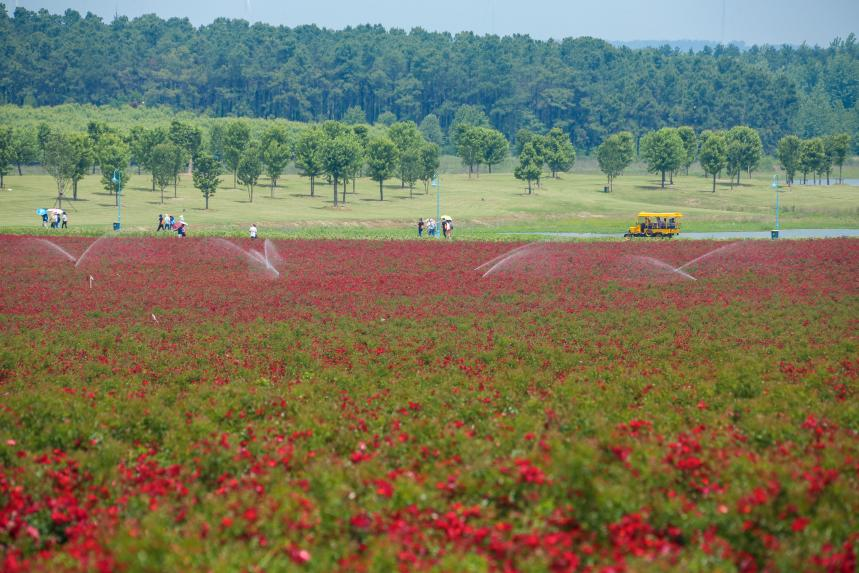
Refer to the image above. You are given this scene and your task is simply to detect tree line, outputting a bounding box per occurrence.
[0,117,851,209]
[1,6,857,151]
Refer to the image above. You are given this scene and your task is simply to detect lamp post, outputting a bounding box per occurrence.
[112,169,122,232]
[432,175,441,240]
[771,175,779,239]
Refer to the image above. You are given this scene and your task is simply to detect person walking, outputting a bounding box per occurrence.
[417,218,425,237]
[249,223,258,240]
[41,212,49,227]
[157,214,164,232]
[61,211,68,229]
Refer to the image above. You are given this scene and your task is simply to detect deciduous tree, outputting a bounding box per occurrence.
[596,131,634,192]
[193,154,221,210]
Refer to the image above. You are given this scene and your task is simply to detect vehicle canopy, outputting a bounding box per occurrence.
[637,212,682,219]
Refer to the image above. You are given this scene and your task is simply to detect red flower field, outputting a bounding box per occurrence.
[0,235,857,572]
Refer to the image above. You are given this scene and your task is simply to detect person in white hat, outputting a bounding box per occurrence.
[249,223,258,240]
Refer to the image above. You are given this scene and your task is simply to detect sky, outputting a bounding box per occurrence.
[10,0,859,47]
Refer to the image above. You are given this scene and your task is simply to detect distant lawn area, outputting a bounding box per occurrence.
[1,160,857,240]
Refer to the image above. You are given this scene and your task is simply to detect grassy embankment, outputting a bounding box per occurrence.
[1,156,857,240]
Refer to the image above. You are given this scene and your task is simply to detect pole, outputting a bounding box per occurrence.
[436,176,440,240]
[114,169,122,232]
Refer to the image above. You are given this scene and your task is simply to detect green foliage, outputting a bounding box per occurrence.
[97,134,131,194]
[676,126,698,174]
[542,127,576,178]
[192,154,221,209]
[481,129,509,174]
[320,129,362,206]
[824,133,852,183]
[41,132,77,204]
[342,105,367,125]
[725,126,764,185]
[514,142,542,194]
[776,135,802,185]
[418,114,444,148]
[640,128,685,188]
[452,125,486,177]
[699,131,727,193]
[295,125,325,197]
[150,142,179,204]
[0,125,12,188]
[222,121,251,186]
[596,131,634,191]
[799,138,825,183]
[261,140,290,196]
[418,143,440,192]
[168,120,202,160]
[11,126,38,176]
[237,144,262,202]
[365,137,399,200]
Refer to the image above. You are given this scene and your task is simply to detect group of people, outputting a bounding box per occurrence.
[157,213,188,237]
[417,217,454,239]
[39,209,68,229]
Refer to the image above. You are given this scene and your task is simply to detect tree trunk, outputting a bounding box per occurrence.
[661,170,665,189]
[333,178,339,207]
[161,186,164,204]
[839,164,843,184]
[669,170,674,185]
[271,178,276,198]
[205,194,209,209]
[17,163,23,176]
[342,177,347,204]
[310,175,315,197]
[712,173,716,193]
[0,172,3,188]
[352,177,356,194]
[174,176,178,198]
[379,179,384,201]
[528,179,532,194]
[151,176,155,193]
[73,180,78,200]
[488,163,492,174]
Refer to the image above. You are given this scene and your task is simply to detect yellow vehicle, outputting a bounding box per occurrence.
[625,212,682,238]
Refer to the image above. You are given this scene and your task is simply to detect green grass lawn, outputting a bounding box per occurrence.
[1,161,857,239]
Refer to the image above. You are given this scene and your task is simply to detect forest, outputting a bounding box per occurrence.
[0,5,857,151]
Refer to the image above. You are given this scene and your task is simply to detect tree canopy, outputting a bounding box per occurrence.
[1,7,857,150]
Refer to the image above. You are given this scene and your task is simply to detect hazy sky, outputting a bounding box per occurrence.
[10,0,859,46]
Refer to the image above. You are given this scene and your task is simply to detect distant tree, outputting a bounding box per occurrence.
[86,121,110,173]
[451,104,490,134]
[452,125,484,177]
[321,130,362,207]
[262,141,290,197]
[376,111,397,127]
[42,132,77,209]
[776,135,802,186]
[295,126,325,197]
[237,144,262,203]
[222,121,251,187]
[725,126,763,185]
[418,143,440,193]
[699,131,727,193]
[98,133,131,205]
[150,142,179,205]
[169,120,202,158]
[400,145,422,198]
[366,136,399,201]
[542,127,575,178]
[640,128,685,189]
[388,121,424,187]
[799,137,825,184]
[514,129,539,156]
[342,105,367,125]
[68,133,94,201]
[138,127,169,192]
[514,142,542,194]
[482,129,509,174]
[0,126,12,189]
[193,154,221,210]
[596,131,635,192]
[168,144,189,198]
[419,114,444,147]
[676,126,698,175]
[824,133,851,184]
[11,127,38,176]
